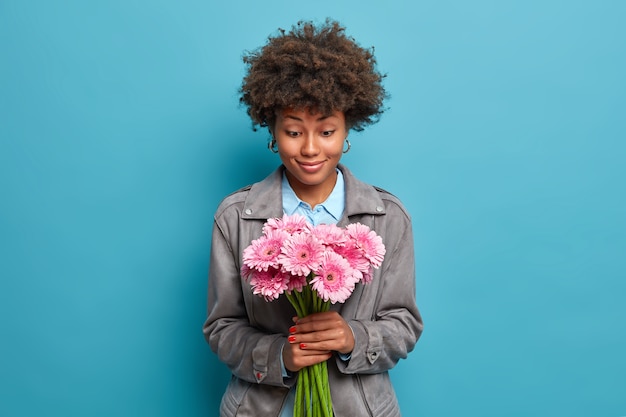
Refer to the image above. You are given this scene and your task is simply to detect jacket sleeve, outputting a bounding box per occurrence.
[337,204,423,375]
[202,216,296,388]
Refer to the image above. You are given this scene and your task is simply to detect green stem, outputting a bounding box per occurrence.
[310,366,319,417]
[290,275,336,416]
[311,365,319,417]
[286,292,304,318]
[313,363,332,417]
[322,361,332,416]
[294,369,304,417]
[304,366,311,417]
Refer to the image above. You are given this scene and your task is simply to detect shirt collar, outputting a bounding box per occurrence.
[281,169,345,221]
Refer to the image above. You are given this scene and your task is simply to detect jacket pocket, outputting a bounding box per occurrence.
[220,375,251,416]
[357,372,401,417]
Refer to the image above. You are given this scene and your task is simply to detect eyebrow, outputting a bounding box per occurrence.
[283,114,334,122]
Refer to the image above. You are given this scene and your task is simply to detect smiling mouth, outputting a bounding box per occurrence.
[298,161,325,172]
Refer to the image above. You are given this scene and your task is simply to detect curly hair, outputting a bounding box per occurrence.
[239,19,387,132]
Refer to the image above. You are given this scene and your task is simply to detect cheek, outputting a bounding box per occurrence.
[277,147,299,167]
[326,141,345,157]
[277,151,291,166]
[276,140,296,157]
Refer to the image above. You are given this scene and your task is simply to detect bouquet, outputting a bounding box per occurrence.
[241,213,386,417]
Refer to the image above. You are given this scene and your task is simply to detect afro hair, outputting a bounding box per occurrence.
[239,19,387,132]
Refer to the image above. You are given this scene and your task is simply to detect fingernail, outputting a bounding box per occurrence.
[299,343,306,349]
[288,336,296,343]
[289,326,296,334]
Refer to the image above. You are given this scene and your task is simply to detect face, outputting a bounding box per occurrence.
[273,108,348,206]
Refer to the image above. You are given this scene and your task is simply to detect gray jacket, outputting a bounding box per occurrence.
[203,164,423,416]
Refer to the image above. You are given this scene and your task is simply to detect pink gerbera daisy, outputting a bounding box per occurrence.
[360,265,375,284]
[345,223,386,268]
[286,273,308,294]
[310,223,347,249]
[333,244,369,279]
[240,263,253,281]
[310,251,358,304]
[263,213,310,236]
[249,267,290,301]
[278,232,324,276]
[242,229,286,272]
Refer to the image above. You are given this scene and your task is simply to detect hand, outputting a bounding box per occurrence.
[282,311,355,372]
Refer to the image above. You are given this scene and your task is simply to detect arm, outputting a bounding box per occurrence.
[339,209,423,375]
[202,217,295,388]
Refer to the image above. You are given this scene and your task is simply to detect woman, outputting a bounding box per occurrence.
[203,20,423,416]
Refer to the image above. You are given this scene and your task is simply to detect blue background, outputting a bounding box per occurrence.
[1,1,625,416]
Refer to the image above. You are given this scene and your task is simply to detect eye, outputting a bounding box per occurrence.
[286,130,301,138]
[321,130,335,137]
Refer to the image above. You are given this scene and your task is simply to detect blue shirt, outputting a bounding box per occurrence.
[281,169,345,226]
[280,168,345,417]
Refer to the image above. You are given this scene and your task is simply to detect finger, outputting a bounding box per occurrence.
[284,344,331,371]
[298,339,345,352]
[292,328,344,342]
[293,316,347,334]
[290,325,354,353]
[288,329,345,345]
[294,353,332,369]
[296,311,340,324]
[288,343,331,359]
[288,329,341,345]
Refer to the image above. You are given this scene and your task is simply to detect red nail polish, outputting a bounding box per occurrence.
[288,335,296,343]
[299,343,306,349]
[289,326,296,334]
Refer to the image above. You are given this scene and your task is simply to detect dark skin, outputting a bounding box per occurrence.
[283,311,355,372]
[270,110,357,373]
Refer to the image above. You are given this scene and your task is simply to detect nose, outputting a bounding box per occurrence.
[301,132,320,156]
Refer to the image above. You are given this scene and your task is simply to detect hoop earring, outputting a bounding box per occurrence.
[268,138,279,153]
[342,139,351,154]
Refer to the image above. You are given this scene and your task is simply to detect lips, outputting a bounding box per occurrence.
[298,161,325,173]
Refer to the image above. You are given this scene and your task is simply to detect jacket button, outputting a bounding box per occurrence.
[245,209,252,215]
[376,206,383,212]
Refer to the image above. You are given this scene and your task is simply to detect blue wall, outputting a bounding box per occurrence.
[1,1,625,416]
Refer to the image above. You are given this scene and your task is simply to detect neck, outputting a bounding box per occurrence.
[286,171,338,207]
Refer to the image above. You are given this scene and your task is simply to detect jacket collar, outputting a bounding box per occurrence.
[241,164,386,222]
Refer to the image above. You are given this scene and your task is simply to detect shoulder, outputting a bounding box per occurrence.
[342,164,411,222]
[213,166,284,222]
[214,184,252,220]
[373,185,412,223]
[373,185,406,207]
